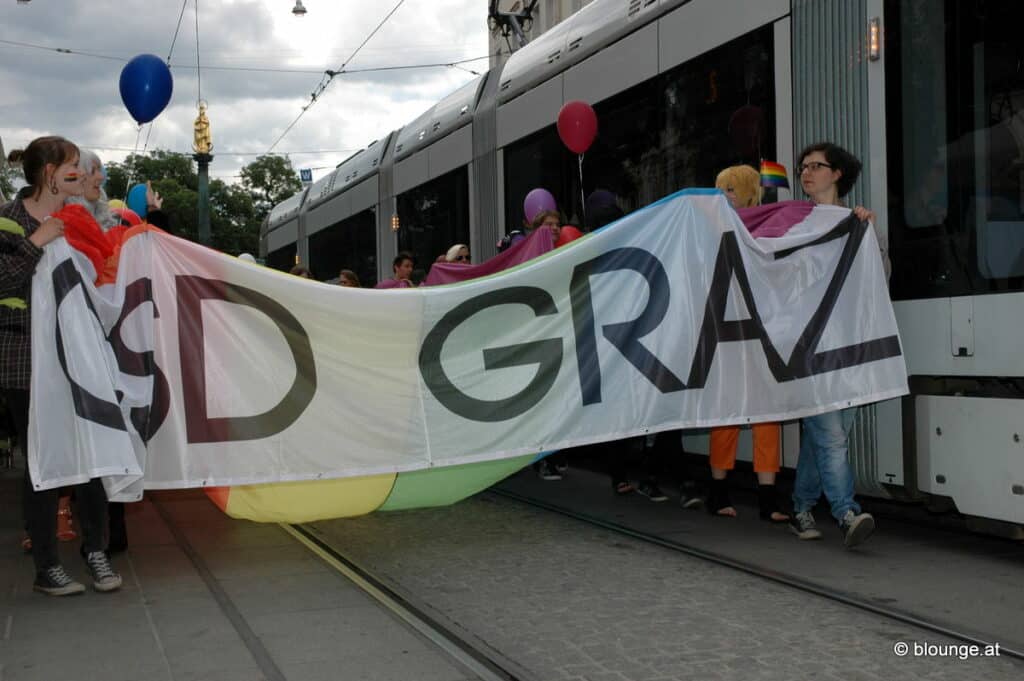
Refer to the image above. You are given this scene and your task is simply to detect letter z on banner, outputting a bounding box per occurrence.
[29,190,908,493]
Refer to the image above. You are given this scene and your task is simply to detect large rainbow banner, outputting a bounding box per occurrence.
[27,190,907,522]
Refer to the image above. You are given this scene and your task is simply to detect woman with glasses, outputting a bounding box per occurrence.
[788,142,886,548]
[444,244,471,264]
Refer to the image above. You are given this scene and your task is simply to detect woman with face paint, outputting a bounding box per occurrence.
[1,136,122,596]
[67,149,118,231]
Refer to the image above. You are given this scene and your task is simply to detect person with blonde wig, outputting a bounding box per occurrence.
[715,164,762,209]
[706,164,788,523]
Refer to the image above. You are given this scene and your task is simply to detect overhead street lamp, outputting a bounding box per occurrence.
[292,0,307,16]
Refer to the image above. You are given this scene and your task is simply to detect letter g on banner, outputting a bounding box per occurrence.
[419,287,562,422]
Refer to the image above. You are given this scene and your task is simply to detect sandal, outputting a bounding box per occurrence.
[758,484,791,523]
[614,480,635,495]
[707,479,736,517]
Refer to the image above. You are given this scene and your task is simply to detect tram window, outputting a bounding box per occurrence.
[266,243,297,272]
[396,166,470,269]
[887,0,1024,300]
[308,209,377,287]
[503,127,568,230]
[501,26,775,229]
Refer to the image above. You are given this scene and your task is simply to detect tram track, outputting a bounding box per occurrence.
[282,523,532,681]
[151,493,529,681]
[491,487,1024,662]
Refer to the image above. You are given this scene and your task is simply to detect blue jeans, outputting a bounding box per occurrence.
[793,407,860,522]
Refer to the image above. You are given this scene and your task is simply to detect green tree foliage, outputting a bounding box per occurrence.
[240,155,303,221]
[103,150,279,255]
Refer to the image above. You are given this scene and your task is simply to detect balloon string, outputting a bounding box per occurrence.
[122,124,144,199]
[578,153,586,229]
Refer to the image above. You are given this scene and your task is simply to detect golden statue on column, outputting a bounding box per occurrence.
[193,101,213,154]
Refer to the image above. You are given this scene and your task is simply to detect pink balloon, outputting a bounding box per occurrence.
[523,188,557,223]
[557,100,598,154]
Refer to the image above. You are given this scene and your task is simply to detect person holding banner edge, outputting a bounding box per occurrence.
[1,137,122,595]
[789,142,887,548]
[707,165,790,523]
[67,148,130,554]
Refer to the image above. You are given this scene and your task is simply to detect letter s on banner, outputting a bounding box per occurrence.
[419,286,562,422]
[52,259,128,430]
[106,278,171,442]
[175,275,317,443]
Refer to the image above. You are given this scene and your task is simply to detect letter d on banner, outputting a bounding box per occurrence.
[175,275,317,443]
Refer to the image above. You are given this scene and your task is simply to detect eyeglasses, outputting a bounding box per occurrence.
[796,161,833,174]
[454,254,470,262]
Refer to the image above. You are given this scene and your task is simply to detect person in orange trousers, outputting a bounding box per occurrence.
[705,166,790,523]
[708,423,789,522]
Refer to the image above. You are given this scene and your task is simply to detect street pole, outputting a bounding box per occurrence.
[194,152,213,246]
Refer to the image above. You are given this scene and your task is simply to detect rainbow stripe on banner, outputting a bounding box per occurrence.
[760,160,789,189]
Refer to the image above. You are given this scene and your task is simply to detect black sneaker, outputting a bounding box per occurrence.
[84,550,123,592]
[636,481,669,502]
[33,565,85,596]
[839,510,875,548]
[789,510,823,540]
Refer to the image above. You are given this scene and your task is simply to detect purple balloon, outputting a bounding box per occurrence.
[523,188,557,224]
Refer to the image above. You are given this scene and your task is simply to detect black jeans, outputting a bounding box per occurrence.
[5,389,108,572]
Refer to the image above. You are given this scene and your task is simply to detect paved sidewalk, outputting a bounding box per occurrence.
[309,491,1024,681]
[0,469,476,681]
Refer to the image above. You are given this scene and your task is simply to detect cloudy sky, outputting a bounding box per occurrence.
[0,0,491,186]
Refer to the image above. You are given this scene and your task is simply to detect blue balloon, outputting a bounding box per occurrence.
[127,184,148,220]
[119,54,173,124]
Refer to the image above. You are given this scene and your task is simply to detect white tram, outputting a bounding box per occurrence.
[262,0,1024,534]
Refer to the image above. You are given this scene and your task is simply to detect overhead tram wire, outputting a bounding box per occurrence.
[266,0,409,154]
[0,38,493,75]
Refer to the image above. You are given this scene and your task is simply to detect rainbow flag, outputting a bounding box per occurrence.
[760,160,789,189]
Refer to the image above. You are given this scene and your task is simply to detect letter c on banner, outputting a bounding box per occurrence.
[419,286,563,422]
[175,275,317,443]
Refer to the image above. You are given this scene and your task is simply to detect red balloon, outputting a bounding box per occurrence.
[112,207,142,227]
[557,100,598,154]
[555,225,583,247]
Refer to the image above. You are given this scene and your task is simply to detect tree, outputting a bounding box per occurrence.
[240,155,303,221]
[106,150,196,200]
[210,180,259,254]
[100,150,280,255]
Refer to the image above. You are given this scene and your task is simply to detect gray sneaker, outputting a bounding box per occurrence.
[839,510,875,548]
[789,510,823,540]
[33,565,86,596]
[84,551,123,592]
[680,493,704,510]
